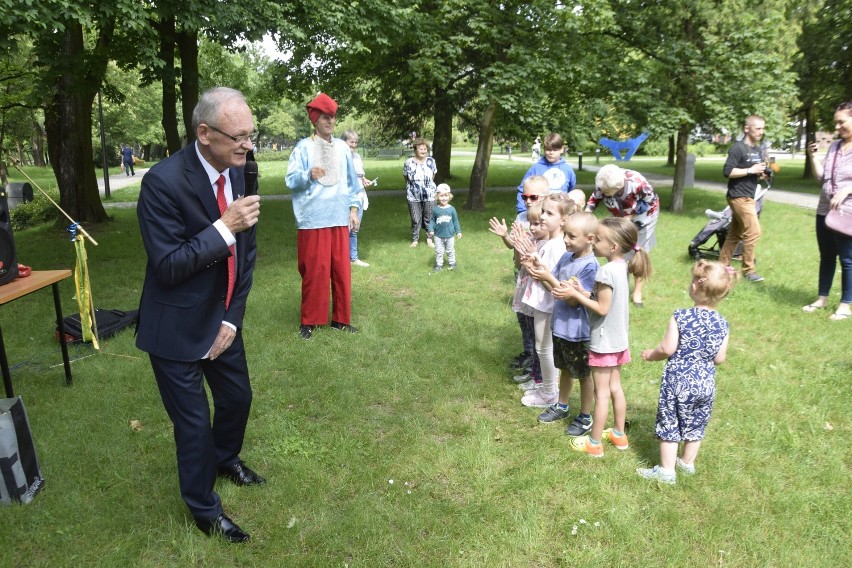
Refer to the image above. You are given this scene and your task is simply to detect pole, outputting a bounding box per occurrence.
[97,90,110,199]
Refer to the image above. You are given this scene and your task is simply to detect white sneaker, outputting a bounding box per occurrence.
[351,259,370,267]
[636,465,676,485]
[521,390,558,408]
[517,378,541,391]
[676,457,696,475]
[513,372,531,383]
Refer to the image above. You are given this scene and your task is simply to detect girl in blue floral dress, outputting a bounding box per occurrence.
[637,260,734,484]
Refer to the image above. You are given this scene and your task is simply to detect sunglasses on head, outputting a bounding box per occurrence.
[521,194,541,202]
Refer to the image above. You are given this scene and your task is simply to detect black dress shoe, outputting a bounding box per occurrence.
[299,324,315,340]
[330,321,358,333]
[195,513,250,543]
[217,461,266,486]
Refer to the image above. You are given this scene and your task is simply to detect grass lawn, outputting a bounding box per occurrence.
[0,176,848,566]
[68,152,820,206]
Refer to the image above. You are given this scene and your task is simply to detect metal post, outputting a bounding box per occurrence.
[577,151,583,171]
[97,90,111,199]
[595,148,600,164]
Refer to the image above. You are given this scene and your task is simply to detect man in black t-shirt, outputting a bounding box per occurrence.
[720,115,768,282]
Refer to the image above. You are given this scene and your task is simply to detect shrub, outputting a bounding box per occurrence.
[11,191,60,231]
[639,137,669,157]
[687,140,719,157]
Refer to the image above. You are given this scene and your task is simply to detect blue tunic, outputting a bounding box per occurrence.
[285,136,361,229]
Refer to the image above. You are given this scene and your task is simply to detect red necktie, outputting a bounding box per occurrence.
[216,174,236,309]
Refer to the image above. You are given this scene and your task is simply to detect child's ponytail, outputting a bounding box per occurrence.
[628,247,653,280]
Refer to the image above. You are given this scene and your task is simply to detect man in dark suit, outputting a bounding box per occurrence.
[136,87,262,543]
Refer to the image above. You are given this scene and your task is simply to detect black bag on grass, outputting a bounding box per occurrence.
[0,396,44,505]
[57,308,138,344]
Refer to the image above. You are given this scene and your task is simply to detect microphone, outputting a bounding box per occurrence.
[244,160,259,197]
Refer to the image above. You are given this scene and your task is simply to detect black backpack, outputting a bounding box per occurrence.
[57,308,138,344]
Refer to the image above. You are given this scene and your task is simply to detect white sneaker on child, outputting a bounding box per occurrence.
[521,390,558,408]
[676,457,696,475]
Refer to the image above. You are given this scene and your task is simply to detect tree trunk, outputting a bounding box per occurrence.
[432,90,453,183]
[465,101,497,211]
[159,17,182,154]
[43,24,108,224]
[0,121,9,187]
[803,102,815,179]
[666,134,675,167]
[669,123,690,213]
[31,119,46,167]
[178,28,199,145]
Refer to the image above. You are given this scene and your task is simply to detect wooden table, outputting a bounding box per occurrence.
[0,270,73,397]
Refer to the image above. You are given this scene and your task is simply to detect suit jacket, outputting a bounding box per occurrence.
[136,145,257,361]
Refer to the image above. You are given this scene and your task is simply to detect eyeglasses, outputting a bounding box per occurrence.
[206,124,257,145]
[521,194,541,202]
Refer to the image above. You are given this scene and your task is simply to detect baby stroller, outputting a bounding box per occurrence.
[688,185,769,260]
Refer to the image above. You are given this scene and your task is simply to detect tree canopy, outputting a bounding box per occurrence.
[0,0,844,219]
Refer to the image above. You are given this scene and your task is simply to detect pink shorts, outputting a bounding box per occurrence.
[589,348,631,368]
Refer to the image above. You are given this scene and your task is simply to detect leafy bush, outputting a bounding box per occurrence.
[687,140,720,157]
[255,149,291,162]
[10,191,60,231]
[639,137,669,157]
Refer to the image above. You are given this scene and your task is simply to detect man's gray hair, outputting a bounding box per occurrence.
[192,87,247,131]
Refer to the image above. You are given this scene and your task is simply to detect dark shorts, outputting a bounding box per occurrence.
[552,336,590,379]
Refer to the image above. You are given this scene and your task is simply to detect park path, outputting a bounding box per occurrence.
[97,167,149,195]
[100,157,818,210]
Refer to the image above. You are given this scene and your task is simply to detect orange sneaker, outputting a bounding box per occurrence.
[602,428,629,450]
[570,435,604,458]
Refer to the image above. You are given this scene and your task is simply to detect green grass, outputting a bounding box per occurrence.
[101,157,550,202]
[1,179,848,566]
[19,152,818,207]
[5,165,62,194]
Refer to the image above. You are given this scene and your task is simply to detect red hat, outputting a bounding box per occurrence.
[306,93,338,124]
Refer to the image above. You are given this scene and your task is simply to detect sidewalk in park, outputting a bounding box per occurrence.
[97,167,149,196]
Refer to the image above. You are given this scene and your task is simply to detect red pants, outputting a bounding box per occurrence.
[297,227,351,325]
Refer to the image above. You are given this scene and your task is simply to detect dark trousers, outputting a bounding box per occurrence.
[816,214,852,303]
[149,331,252,520]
